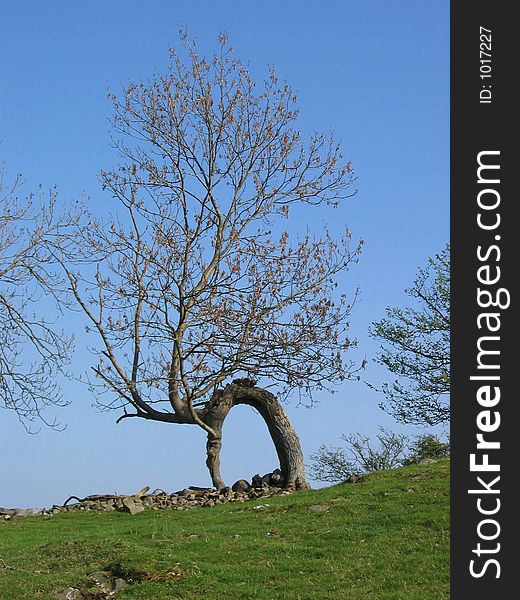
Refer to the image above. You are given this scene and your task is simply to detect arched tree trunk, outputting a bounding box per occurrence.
[200,380,310,491]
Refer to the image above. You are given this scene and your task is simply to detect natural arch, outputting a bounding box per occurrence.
[217,404,278,485]
[200,380,310,491]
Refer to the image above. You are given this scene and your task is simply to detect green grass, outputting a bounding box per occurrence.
[0,461,449,599]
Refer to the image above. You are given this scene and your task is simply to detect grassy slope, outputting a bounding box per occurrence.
[0,461,449,600]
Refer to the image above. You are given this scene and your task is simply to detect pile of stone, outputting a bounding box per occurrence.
[1,469,292,519]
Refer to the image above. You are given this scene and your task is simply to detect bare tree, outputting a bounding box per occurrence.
[0,168,74,428]
[52,34,362,489]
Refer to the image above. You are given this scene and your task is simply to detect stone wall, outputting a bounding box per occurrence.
[0,470,293,519]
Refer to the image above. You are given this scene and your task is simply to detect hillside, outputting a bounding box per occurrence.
[0,461,449,599]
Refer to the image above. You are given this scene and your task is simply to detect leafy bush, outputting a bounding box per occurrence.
[403,434,450,465]
[309,430,450,483]
[309,427,409,483]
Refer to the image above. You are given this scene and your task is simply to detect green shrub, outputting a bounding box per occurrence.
[404,434,450,464]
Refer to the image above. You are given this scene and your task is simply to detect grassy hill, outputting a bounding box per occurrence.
[0,460,449,599]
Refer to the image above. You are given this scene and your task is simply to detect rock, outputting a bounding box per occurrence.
[89,571,114,593]
[122,498,145,516]
[13,507,43,517]
[135,486,150,497]
[261,473,272,486]
[418,458,438,465]
[248,488,267,499]
[60,588,84,600]
[251,474,268,488]
[110,578,129,596]
[270,469,284,486]
[232,479,251,492]
[89,571,129,596]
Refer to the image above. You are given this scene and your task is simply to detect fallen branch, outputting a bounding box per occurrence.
[62,486,151,507]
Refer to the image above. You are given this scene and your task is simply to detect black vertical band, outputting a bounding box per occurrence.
[451,1,514,596]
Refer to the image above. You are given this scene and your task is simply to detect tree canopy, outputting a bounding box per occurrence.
[49,34,362,488]
[369,244,450,426]
[0,169,75,428]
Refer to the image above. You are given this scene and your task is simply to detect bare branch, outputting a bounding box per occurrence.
[52,34,361,434]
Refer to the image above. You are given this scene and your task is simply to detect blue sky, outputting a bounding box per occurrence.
[0,1,449,507]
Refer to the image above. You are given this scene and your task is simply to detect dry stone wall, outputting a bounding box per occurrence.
[0,470,293,519]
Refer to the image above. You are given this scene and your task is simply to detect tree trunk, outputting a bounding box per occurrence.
[205,423,225,490]
[200,380,310,491]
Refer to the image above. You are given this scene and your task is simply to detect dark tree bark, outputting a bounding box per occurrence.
[201,380,310,491]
